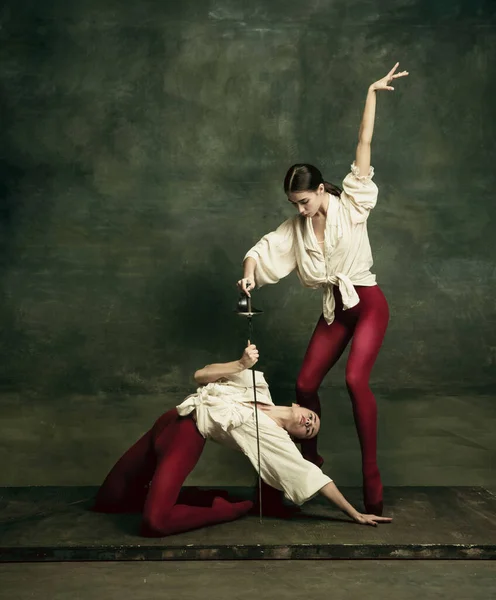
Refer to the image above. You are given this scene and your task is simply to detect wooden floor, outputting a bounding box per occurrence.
[1,486,495,561]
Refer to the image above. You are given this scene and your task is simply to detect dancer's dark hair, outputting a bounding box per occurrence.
[283,164,342,197]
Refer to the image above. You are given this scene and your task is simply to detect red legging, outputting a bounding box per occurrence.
[92,409,253,536]
[296,284,389,513]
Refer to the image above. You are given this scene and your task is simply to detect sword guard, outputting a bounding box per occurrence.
[235,293,263,317]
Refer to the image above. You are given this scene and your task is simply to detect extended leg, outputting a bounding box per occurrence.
[345,287,389,514]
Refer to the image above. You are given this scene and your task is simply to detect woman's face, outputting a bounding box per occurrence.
[287,183,326,218]
[286,404,320,440]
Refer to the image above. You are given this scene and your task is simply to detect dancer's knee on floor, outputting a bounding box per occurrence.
[141,506,173,537]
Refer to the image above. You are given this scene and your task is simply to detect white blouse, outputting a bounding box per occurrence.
[176,370,332,506]
[244,163,379,324]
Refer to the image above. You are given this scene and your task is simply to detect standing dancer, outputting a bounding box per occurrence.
[238,63,409,515]
[92,344,391,537]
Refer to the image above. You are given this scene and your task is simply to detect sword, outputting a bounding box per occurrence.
[235,290,263,524]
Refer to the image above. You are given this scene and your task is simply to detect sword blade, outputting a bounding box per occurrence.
[248,313,262,524]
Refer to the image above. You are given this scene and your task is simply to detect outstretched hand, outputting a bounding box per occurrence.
[370,62,409,91]
[354,513,393,527]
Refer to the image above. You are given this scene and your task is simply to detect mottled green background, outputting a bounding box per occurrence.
[1,0,495,488]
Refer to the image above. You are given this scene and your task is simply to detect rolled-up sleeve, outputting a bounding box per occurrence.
[341,162,379,225]
[244,219,296,287]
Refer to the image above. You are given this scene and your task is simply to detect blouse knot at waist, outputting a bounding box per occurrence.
[244,162,379,326]
[321,273,359,325]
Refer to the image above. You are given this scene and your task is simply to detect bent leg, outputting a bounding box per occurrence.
[92,432,156,513]
[93,408,181,513]
[141,417,252,537]
[296,314,353,464]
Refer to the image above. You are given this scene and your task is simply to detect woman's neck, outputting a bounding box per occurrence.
[258,404,293,428]
[316,193,330,217]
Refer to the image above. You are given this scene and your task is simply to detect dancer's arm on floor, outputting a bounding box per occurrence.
[240,417,392,527]
[319,482,392,526]
[355,62,409,176]
[194,343,258,385]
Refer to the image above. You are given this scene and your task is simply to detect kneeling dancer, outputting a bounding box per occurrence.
[93,344,392,536]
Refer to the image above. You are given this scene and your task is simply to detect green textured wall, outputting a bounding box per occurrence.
[1,1,495,487]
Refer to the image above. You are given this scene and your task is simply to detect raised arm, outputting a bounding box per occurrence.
[194,343,259,385]
[355,62,409,176]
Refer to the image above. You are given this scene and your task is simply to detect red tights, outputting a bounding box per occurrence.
[296,285,389,514]
[92,409,253,536]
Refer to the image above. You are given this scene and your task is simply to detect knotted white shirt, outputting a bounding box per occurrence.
[244,163,379,324]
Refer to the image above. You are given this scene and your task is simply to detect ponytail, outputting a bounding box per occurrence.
[324,181,342,197]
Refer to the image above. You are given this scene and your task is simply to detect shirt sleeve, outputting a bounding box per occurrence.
[341,161,379,225]
[232,415,332,506]
[243,218,296,287]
